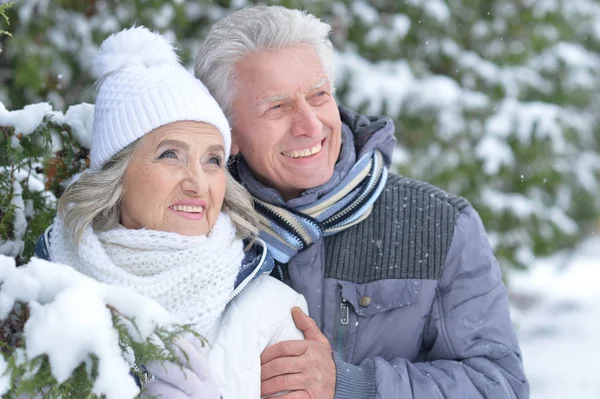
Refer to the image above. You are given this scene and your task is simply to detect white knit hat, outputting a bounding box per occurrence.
[90,26,231,171]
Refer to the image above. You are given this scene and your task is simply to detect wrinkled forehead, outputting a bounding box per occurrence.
[234,46,329,98]
[142,121,225,148]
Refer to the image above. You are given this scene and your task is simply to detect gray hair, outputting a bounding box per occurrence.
[194,5,336,124]
[58,140,259,246]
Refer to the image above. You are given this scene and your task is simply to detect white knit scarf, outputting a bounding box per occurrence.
[49,212,244,338]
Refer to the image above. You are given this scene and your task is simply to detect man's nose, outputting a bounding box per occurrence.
[290,100,323,137]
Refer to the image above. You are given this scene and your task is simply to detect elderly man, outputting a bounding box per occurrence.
[195,5,528,399]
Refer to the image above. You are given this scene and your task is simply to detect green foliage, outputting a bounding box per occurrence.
[0,114,89,264]
[0,0,598,271]
[0,304,203,398]
[0,2,13,37]
[332,0,600,268]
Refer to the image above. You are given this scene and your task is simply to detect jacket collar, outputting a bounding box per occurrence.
[234,237,274,289]
[232,105,397,208]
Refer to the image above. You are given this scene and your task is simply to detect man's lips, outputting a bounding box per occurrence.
[281,140,324,159]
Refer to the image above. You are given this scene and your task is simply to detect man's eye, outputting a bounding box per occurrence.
[271,104,282,110]
[158,150,178,160]
[315,91,326,97]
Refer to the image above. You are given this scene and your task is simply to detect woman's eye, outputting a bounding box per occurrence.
[158,150,178,160]
[208,155,222,167]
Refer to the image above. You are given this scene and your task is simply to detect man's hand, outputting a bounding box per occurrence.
[261,307,336,399]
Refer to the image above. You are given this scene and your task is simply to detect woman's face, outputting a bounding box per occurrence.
[120,121,227,236]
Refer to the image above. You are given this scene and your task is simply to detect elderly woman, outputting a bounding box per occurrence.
[34,26,307,399]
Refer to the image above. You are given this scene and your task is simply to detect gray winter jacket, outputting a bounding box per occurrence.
[235,106,529,399]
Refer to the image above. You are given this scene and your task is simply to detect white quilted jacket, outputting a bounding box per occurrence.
[207,274,308,399]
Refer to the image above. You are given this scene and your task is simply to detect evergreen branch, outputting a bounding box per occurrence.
[0,1,13,37]
[0,302,203,399]
[1,115,90,262]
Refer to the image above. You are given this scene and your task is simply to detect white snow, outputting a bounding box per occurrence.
[475,136,514,175]
[484,99,569,152]
[351,1,378,25]
[49,102,95,149]
[0,180,26,259]
[573,152,600,191]
[0,102,53,148]
[336,49,414,119]
[511,236,600,399]
[0,353,9,396]
[391,14,411,39]
[153,4,175,28]
[0,255,176,398]
[482,188,578,235]
[406,0,451,23]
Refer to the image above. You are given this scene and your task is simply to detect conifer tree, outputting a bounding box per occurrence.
[0,0,598,270]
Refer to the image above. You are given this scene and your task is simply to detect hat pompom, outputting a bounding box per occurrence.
[92,26,179,79]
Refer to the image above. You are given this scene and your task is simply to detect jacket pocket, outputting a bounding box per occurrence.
[338,279,422,318]
[335,279,425,363]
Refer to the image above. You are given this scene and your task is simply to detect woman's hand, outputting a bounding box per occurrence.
[143,338,221,399]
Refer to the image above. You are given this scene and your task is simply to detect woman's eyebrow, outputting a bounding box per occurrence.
[156,139,189,151]
[205,144,225,154]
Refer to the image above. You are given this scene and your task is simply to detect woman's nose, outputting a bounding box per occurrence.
[180,166,209,196]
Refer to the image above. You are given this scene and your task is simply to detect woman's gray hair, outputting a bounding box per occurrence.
[58,139,259,246]
[194,5,336,124]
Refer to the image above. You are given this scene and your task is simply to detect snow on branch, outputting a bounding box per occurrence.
[0,255,201,398]
[0,101,93,263]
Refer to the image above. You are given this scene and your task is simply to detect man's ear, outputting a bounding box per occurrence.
[230,130,241,155]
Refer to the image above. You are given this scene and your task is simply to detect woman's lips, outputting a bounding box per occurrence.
[169,204,205,220]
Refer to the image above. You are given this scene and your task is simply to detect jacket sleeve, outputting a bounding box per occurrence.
[262,290,308,347]
[333,206,529,399]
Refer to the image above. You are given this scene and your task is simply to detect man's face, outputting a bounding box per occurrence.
[231,45,342,200]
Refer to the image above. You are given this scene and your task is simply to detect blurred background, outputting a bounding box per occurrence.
[0,1,599,397]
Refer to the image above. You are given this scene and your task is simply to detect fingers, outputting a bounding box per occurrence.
[261,356,303,381]
[260,338,336,399]
[291,307,330,346]
[274,391,311,399]
[174,338,212,381]
[143,376,193,399]
[261,372,308,397]
[261,340,308,365]
[144,360,199,393]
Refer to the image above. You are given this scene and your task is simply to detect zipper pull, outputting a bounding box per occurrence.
[340,297,349,325]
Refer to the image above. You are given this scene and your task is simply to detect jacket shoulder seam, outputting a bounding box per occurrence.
[386,174,470,213]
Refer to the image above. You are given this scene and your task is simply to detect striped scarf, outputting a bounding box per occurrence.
[254,149,388,263]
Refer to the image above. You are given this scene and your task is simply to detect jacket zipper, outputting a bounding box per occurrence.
[335,291,349,358]
[224,238,268,306]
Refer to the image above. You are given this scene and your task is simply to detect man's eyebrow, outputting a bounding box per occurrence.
[259,94,288,105]
[310,78,329,91]
[257,79,329,105]
[156,139,189,151]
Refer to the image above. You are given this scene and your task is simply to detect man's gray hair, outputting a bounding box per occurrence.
[194,5,336,124]
[58,139,259,246]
